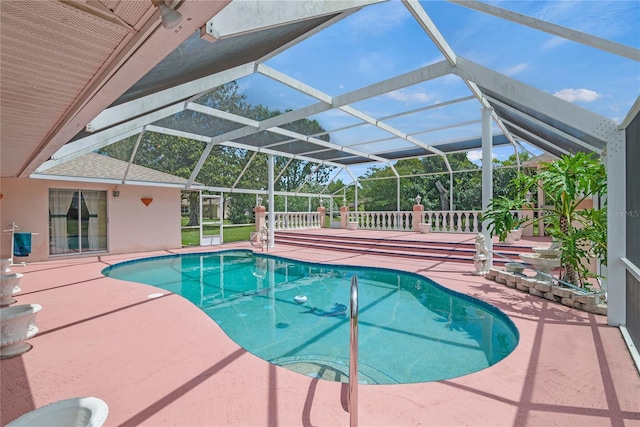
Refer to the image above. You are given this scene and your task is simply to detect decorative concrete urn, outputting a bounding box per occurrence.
[472,254,488,276]
[6,396,109,427]
[419,223,431,233]
[0,303,42,358]
[1,258,12,273]
[472,233,490,275]
[0,273,23,307]
[518,253,561,280]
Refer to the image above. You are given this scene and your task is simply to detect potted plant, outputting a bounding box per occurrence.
[482,196,526,244]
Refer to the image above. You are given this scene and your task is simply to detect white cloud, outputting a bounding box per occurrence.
[467,150,483,162]
[346,2,409,36]
[502,62,529,77]
[467,150,497,163]
[553,88,601,103]
[541,36,567,51]
[384,89,429,103]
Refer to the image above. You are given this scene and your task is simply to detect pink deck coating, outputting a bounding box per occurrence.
[1,230,639,426]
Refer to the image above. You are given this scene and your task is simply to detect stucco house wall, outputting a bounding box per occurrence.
[0,177,181,262]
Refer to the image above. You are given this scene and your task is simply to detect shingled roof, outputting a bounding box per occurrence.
[35,153,194,187]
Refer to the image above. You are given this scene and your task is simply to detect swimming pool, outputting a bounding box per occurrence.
[102,250,518,384]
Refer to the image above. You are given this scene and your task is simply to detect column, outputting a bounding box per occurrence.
[255,205,266,231]
[340,206,349,229]
[317,206,326,228]
[412,202,424,232]
[481,107,493,267]
[605,131,626,326]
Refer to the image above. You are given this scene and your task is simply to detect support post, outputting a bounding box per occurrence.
[268,154,275,248]
[605,131,626,326]
[481,107,494,267]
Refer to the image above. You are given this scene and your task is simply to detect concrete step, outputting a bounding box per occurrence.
[274,231,534,264]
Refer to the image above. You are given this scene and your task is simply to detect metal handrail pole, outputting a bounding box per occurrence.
[349,275,358,427]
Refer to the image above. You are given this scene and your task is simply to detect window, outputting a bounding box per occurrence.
[49,189,107,255]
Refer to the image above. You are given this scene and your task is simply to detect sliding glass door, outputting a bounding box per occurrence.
[49,189,107,255]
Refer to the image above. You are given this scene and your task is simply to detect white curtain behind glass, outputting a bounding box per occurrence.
[49,189,75,254]
[82,191,100,250]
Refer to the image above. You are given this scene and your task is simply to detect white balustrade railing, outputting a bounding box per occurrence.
[348,210,483,233]
[421,210,482,233]
[349,211,413,231]
[269,212,321,230]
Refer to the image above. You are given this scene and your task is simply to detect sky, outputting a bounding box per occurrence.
[230,0,640,183]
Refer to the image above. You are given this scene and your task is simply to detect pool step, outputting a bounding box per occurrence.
[274,231,536,265]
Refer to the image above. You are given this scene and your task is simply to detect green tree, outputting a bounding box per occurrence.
[98,83,334,225]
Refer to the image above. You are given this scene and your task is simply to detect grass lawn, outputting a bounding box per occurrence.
[181,217,253,246]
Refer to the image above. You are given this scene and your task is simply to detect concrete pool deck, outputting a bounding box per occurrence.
[2,231,639,426]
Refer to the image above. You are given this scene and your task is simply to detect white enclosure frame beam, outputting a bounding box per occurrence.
[122,127,145,184]
[231,151,258,190]
[86,63,257,132]
[47,60,454,177]
[485,95,605,153]
[498,120,571,157]
[295,163,323,193]
[275,158,294,183]
[259,62,455,163]
[454,58,618,146]
[205,1,384,41]
[449,0,640,61]
[402,0,457,66]
[481,107,494,267]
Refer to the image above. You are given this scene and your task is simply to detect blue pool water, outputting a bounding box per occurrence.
[102,250,518,384]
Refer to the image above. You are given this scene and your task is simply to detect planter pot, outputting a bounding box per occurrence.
[6,396,109,427]
[0,303,41,358]
[1,258,12,273]
[505,262,526,274]
[0,273,23,307]
[512,228,523,241]
[504,231,517,244]
[418,223,431,233]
